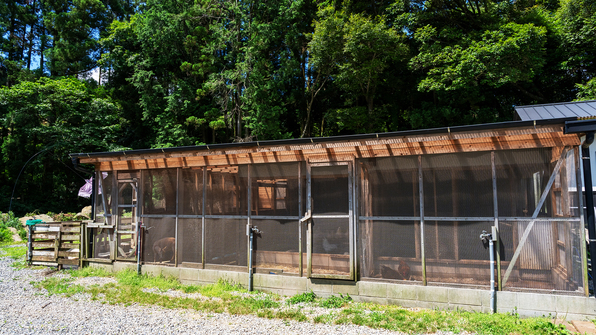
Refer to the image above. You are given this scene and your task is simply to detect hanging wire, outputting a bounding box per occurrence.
[8,144,58,213]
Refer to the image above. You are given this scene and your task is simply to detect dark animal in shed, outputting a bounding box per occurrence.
[381,260,411,280]
[153,237,175,263]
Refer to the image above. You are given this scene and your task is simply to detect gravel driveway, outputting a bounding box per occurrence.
[0,248,405,335]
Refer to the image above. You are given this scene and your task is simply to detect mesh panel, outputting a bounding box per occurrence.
[501,220,584,293]
[311,166,349,215]
[251,163,300,216]
[551,149,578,217]
[180,168,203,215]
[206,166,248,215]
[116,207,137,260]
[311,218,350,275]
[91,228,112,259]
[252,219,300,273]
[425,221,493,285]
[177,218,202,267]
[205,219,247,266]
[119,182,135,205]
[95,171,113,216]
[423,152,493,217]
[495,148,552,217]
[359,220,420,281]
[142,169,178,215]
[142,217,176,265]
[359,157,419,217]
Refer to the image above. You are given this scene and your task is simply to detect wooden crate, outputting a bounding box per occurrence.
[28,221,83,269]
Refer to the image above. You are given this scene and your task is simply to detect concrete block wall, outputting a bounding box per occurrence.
[87,261,596,320]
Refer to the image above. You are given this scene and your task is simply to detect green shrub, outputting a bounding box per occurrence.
[50,212,87,222]
[18,229,27,240]
[287,291,316,305]
[0,227,13,243]
[319,293,352,308]
[0,211,21,229]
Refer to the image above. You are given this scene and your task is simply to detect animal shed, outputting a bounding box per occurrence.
[72,120,588,296]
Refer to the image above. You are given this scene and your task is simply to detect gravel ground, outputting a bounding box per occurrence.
[0,246,460,335]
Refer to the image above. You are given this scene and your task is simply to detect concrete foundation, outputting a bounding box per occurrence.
[88,262,596,320]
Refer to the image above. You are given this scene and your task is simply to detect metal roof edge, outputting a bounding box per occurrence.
[515,100,596,109]
[70,118,575,160]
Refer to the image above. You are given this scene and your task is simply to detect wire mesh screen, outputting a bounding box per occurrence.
[95,171,113,217]
[252,219,300,273]
[142,169,177,215]
[422,152,493,217]
[424,221,492,286]
[177,218,202,267]
[359,157,419,217]
[116,207,137,260]
[206,166,248,215]
[91,228,112,259]
[311,218,350,275]
[142,217,176,265]
[205,219,247,267]
[311,166,349,215]
[359,220,420,281]
[495,148,552,217]
[251,163,300,216]
[180,168,203,215]
[500,220,584,293]
[552,149,578,217]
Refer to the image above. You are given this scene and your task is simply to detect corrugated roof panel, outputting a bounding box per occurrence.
[524,107,542,120]
[515,100,596,120]
[582,101,596,115]
[535,106,554,119]
[565,104,591,117]
[544,106,566,119]
[517,108,531,120]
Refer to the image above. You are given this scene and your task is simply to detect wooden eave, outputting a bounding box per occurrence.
[79,124,581,171]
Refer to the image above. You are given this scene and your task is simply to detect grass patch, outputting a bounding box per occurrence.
[319,293,352,308]
[67,266,112,278]
[35,277,86,297]
[287,291,316,305]
[29,267,571,334]
[0,245,26,260]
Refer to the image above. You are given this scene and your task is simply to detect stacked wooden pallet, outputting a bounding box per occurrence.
[28,221,82,269]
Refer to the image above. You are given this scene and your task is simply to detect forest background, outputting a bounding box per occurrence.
[0,0,595,215]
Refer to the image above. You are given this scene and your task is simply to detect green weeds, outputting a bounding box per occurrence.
[287,291,316,305]
[319,293,352,308]
[0,211,27,243]
[29,267,570,335]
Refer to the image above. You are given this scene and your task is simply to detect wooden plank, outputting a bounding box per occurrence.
[61,227,81,233]
[32,255,57,262]
[59,221,82,225]
[32,261,58,267]
[92,134,580,171]
[32,250,55,257]
[32,242,54,248]
[79,124,571,164]
[58,258,79,265]
[33,227,61,232]
[59,235,80,241]
[32,233,58,239]
[60,243,79,249]
[58,251,79,258]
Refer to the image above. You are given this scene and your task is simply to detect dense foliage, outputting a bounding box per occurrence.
[1,0,595,213]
